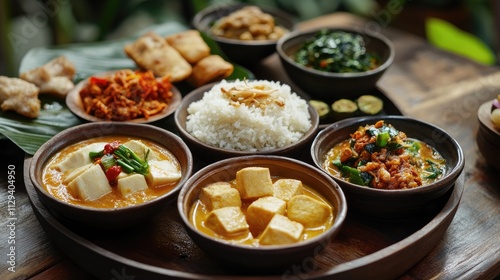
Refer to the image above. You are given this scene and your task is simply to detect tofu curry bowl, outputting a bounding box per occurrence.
[177,155,347,269]
[29,122,193,229]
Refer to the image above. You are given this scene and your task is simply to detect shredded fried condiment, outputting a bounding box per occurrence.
[79,69,174,121]
[221,82,284,109]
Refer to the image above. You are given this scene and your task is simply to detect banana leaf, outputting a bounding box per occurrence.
[1,21,254,155]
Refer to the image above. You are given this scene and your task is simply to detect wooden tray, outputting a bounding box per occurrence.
[24,156,464,280]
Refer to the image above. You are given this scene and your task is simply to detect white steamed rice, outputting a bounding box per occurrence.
[186,79,312,151]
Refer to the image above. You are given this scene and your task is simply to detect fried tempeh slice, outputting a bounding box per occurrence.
[124,32,192,82]
[187,55,234,87]
[0,76,40,118]
[20,55,75,97]
[166,30,211,64]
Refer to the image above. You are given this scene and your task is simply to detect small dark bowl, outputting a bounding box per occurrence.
[177,155,347,270]
[192,3,295,65]
[477,100,500,170]
[29,122,193,229]
[174,80,319,162]
[276,27,395,101]
[311,115,464,219]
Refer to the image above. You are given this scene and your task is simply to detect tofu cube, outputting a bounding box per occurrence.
[62,163,93,185]
[145,160,181,187]
[259,214,304,245]
[205,207,249,237]
[235,167,273,199]
[55,142,106,172]
[117,173,148,197]
[272,179,303,201]
[67,164,112,201]
[122,140,157,161]
[200,182,241,211]
[287,195,332,228]
[246,196,286,234]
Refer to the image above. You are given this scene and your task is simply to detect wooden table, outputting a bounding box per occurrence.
[1,12,499,280]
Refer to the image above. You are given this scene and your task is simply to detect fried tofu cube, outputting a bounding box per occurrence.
[117,173,148,197]
[235,167,273,199]
[287,195,332,228]
[272,179,303,201]
[246,196,286,233]
[205,206,249,237]
[187,55,234,87]
[145,160,181,187]
[200,182,241,211]
[259,214,304,245]
[67,164,112,201]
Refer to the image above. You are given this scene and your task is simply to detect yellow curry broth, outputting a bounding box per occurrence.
[189,177,335,247]
[43,136,180,208]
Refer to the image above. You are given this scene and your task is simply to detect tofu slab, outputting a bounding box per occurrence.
[55,142,107,172]
[145,160,181,187]
[117,173,148,197]
[273,179,303,202]
[67,164,112,201]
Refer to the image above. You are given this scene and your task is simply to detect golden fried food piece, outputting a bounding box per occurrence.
[0,76,40,118]
[166,30,210,64]
[187,55,234,87]
[124,32,192,82]
[20,55,75,97]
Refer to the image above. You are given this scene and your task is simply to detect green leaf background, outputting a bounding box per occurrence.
[0,22,253,155]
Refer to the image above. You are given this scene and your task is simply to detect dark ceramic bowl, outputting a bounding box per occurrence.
[477,100,500,170]
[29,122,193,229]
[311,115,464,219]
[174,80,319,163]
[177,155,347,270]
[276,27,395,102]
[192,3,295,65]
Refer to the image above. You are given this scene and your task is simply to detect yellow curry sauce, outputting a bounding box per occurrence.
[43,136,180,208]
[323,120,446,189]
[189,178,334,247]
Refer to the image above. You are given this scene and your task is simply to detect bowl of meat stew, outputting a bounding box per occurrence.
[177,155,347,269]
[311,115,464,219]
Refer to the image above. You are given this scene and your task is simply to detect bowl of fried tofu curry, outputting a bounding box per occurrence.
[177,155,347,269]
[29,122,193,229]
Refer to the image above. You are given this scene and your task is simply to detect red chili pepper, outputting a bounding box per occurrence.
[90,76,110,88]
[103,141,121,154]
[105,165,122,182]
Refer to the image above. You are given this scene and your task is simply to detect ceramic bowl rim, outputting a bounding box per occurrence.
[29,122,194,213]
[176,155,348,251]
[311,115,465,196]
[276,26,395,78]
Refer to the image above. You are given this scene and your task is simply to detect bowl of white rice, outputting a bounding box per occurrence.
[174,79,319,161]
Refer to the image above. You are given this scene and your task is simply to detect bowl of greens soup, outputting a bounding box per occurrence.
[277,27,394,101]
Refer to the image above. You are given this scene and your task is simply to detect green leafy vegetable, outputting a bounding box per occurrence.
[114,145,150,175]
[294,29,379,73]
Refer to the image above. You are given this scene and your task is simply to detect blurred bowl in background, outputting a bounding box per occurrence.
[193,3,295,65]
